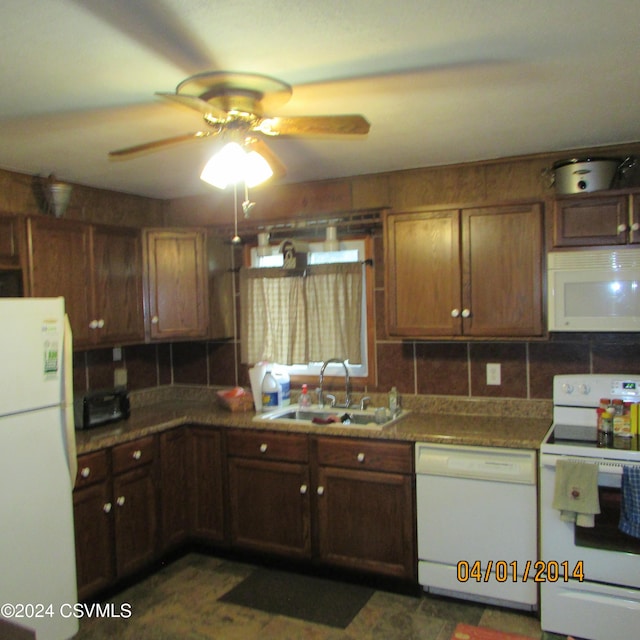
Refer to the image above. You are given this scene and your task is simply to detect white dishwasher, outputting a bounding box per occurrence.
[415,442,538,610]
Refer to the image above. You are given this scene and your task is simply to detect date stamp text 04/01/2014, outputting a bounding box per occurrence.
[456,560,585,583]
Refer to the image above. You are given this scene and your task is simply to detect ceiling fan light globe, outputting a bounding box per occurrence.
[200,141,273,189]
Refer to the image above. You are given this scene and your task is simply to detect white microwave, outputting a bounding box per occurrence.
[547,248,640,331]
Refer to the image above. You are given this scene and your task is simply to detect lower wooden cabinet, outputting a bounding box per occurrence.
[314,437,416,580]
[73,436,157,601]
[188,427,225,543]
[225,429,416,580]
[159,428,189,551]
[72,450,114,601]
[226,430,311,558]
[74,426,418,600]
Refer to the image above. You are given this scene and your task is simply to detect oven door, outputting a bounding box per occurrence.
[540,453,640,589]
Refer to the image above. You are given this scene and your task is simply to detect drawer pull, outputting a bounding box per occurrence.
[80,467,91,478]
[300,484,308,495]
[317,486,325,496]
[132,450,142,460]
[116,496,126,507]
[259,443,268,453]
[103,502,112,514]
[356,452,365,463]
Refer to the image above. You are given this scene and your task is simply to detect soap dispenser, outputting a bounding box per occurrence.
[388,386,399,415]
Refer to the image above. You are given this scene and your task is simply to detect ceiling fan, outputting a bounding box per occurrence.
[108,71,370,178]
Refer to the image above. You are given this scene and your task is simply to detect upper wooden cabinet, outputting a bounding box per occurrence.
[552,193,639,247]
[207,232,234,340]
[0,213,26,296]
[385,202,544,338]
[143,228,209,341]
[27,217,144,347]
[28,217,93,345]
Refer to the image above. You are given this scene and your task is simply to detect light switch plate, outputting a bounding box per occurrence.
[114,367,127,387]
[486,363,501,386]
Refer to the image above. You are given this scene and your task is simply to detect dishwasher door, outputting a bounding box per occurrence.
[415,443,538,610]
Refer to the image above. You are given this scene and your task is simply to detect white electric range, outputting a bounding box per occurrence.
[539,374,640,640]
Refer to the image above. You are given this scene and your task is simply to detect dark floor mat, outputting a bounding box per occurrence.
[218,567,374,629]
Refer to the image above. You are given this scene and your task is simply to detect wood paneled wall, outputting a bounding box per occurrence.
[166,141,640,225]
[0,167,165,227]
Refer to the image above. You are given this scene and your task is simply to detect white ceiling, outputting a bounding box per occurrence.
[1,0,639,200]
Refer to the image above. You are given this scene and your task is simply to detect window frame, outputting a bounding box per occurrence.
[245,234,375,387]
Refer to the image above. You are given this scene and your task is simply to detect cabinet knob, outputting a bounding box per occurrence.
[116,496,125,507]
[631,222,640,232]
[89,320,98,329]
[618,224,628,233]
[80,466,91,478]
[300,484,308,495]
[451,308,460,318]
[97,319,105,328]
[259,443,268,453]
[151,316,159,324]
[132,450,142,460]
[317,486,325,496]
[356,452,365,463]
[103,502,112,513]
[461,308,471,318]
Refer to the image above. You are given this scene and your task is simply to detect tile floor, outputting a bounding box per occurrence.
[73,553,567,640]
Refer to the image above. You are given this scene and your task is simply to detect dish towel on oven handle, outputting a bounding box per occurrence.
[552,459,600,527]
[619,465,640,539]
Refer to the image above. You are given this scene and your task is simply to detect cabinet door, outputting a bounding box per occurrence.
[553,195,629,246]
[159,428,189,551]
[227,456,311,558]
[188,427,225,543]
[143,229,208,340]
[385,209,461,336]
[0,214,22,268]
[91,225,144,344]
[73,482,115,600]
[461,203,543,336]
[28,217,92,345]
[631,195,640,244]
[316,465,415,579]
[112,465,157,577]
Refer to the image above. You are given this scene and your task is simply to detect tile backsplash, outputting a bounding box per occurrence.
[74,331,640,402]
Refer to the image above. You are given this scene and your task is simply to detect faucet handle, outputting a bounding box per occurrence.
[360,396,371,410]
[326,394,337,407]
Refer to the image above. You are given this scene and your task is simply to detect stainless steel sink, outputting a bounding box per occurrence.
[253,405,408,430]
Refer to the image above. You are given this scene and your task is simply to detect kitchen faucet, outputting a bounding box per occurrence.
[318,358,352,408]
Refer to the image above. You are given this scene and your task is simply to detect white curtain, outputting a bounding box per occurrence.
[240,263,363,365]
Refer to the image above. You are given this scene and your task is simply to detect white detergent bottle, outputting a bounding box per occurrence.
[274,367,291,406]
[262,370,280,409]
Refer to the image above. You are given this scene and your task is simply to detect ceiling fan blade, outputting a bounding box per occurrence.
[246,138,287,180]
[155,92,228,119]
[109,131,213,157]
[258,115,370,137]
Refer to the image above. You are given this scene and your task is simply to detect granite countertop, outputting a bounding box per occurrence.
[75,388,552,455]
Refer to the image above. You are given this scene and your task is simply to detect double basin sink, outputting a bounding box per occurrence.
[254,404,408,430]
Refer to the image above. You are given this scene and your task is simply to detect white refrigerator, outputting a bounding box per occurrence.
[0,298,79,640]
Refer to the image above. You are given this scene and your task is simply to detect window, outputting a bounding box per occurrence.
[241,236,373,381]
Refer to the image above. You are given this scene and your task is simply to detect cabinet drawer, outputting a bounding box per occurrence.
[112,436,156,474]
[75,450,109,488]
[226,430,308,462]
[315,437,413,474]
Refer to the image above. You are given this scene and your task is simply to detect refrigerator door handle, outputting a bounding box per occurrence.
[63,314,77,486]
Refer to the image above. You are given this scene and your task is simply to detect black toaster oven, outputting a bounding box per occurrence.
[74,387,130,430]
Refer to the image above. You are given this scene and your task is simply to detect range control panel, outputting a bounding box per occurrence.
[553,374,640,408]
